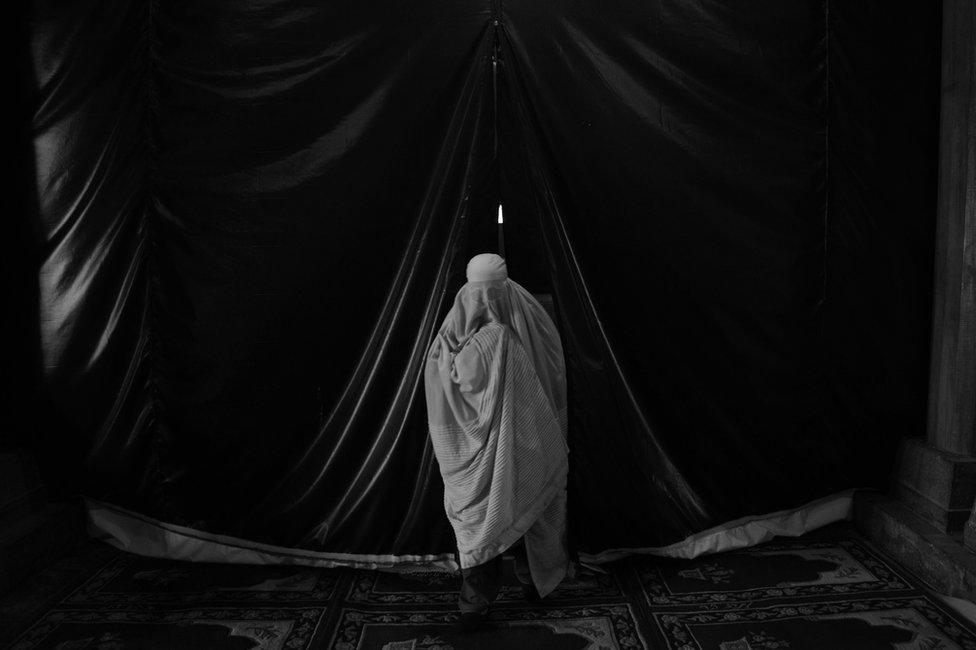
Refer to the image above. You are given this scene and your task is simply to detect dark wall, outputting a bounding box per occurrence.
[4,3,41,452]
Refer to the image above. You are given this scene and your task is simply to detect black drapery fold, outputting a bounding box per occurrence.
[496,21,713,549]
[20,0,940,559]
[496,1,842,552]
[28,0,156,497]
[144,2,497,555]
[240,24,496,552]
[822,4,941,482]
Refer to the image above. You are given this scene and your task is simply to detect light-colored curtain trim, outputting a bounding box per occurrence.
[86,489,853,573]
[578,489,854,566]
[85,498,458,572]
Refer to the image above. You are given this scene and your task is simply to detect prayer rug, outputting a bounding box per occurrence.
[346,559,622,605]
[65,554,339,606]
[327,604,645,650]
[9,607,325,650]
[3,525,974,649]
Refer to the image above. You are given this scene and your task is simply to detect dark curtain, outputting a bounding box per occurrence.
[824,4,942,481]
[24,1,153,500]
[500,0,832,550]
[21,0,940,557]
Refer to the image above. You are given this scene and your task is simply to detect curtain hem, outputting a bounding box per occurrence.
[86,489,853,572]
[578,489,855,565]
[84,497,459,572]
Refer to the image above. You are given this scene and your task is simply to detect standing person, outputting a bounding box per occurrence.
[424,253,572,632]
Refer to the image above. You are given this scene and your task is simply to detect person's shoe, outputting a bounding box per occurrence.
[446,610,486,635]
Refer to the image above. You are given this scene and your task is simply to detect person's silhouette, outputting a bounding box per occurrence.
[424,253,572,632]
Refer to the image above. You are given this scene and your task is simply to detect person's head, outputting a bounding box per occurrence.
[465,253,507,283]
[453,254,509,335]
[435,253,564,413]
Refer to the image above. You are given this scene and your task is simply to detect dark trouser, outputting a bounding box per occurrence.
[458,539,532,613]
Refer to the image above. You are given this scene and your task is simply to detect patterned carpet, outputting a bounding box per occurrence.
[2,524,974,649]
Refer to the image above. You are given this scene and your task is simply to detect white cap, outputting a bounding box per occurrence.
[466,253,508,282]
